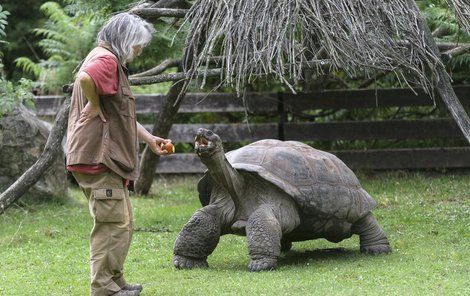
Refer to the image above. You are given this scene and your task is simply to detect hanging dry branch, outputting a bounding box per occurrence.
[131,7,188,19]
[129,68,222,85]
[130,56,225,78]
[130,58,181,78]
[442,44,470,60]
[149,0,192,9]
[129,57,336,86]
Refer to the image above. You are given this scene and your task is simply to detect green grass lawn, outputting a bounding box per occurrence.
[0,172,469,296]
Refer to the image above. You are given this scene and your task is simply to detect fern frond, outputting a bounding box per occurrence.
[0,5,9,38]
[420,0,470,40]
[38,39,71,58]
[14,2,103,93]
[449,53,470,68]
[14,57,44,78]
[40,2,69,23]
[32,28,67,43]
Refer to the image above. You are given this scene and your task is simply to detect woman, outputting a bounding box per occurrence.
[67,12,170,296]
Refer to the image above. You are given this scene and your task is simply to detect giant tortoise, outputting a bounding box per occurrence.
[173,128,391,271]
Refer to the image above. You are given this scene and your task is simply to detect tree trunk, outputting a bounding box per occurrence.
[0,96,71,215]
[135,66,186,195]
[409,0,470,144]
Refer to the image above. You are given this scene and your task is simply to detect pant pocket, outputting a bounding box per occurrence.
[91,188,126,223]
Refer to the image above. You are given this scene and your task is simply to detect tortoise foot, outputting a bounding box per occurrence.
[360,243,392,255]
[248,258,277,272]
[173,255,209,269]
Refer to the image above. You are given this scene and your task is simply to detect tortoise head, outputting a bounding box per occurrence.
[195,128,224,158]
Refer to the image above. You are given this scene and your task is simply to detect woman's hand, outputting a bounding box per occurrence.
[137,122,172,156]
[147,136,173,156]
[77,72,106,123]
[78,102,106,123]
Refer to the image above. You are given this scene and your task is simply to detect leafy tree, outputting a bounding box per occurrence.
[63,0,131,14]
[1,0,49,81]
[15,2,103,94]
[61,0,187,74]
[0,4,10,77]
[418,0,470,84]
[12,1,186,94]
[0,78,35,116]
[0,6,34,116]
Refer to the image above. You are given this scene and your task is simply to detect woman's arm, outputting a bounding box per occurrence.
[77,72,107,123]
[137,122,172,155]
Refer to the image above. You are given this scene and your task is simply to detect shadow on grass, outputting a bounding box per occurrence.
[280,247,356,267]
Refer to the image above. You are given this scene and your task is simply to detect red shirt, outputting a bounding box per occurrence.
[82,55,119,95]
[67,55,118,175]
[67,164,109,174]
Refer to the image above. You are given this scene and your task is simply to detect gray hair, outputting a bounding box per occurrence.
[97,12,155,64]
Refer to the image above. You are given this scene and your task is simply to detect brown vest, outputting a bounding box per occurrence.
[66,46,139,180]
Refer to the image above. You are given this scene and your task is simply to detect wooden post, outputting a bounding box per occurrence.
[409,0,470,144]
[134,66,186,195]
[278,92,287,141]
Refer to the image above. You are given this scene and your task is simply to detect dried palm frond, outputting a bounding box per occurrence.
[181,0,447,94]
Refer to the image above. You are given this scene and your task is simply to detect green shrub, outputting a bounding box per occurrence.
[0,78,35,116]
[14,1,103,94]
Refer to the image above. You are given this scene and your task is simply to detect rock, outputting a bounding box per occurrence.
[0,104,69,203]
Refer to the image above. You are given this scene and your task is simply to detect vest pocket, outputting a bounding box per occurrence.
[120,86,136,118]
[91,188,126,223]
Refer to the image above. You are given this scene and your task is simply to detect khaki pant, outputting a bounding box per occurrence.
[73,171,134,296]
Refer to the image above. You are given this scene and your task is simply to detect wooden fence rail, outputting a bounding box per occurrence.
[34,86,470,173]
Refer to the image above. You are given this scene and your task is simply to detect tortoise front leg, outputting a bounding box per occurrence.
[173,206,221,269]
[246,205,282,271]
[352,212,392,255]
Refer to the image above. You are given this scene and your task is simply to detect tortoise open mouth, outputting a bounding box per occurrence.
[194,135,211,150]
[195,128,222,155]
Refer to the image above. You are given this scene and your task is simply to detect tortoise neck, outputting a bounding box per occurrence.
[204,151,244,204]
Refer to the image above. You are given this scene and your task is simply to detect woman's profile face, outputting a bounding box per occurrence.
[128,44,143,62]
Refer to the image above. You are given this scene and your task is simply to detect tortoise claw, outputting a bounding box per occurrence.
[360,244,392,255]
[173,255,209,269]
[248,258,277,272]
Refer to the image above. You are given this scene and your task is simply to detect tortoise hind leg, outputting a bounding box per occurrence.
[352,212,392,255]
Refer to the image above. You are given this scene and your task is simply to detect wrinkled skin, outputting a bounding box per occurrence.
[173,128,391,271]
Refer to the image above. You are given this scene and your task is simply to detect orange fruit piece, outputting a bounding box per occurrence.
[161,142,175,154]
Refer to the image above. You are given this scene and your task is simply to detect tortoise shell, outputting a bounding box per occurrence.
[224,139,376,222]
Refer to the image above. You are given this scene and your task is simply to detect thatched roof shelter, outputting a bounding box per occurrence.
[177,0,470,144]
[181,0,469,95]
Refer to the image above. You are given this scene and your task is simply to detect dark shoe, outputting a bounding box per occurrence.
[122,283,143,292]
[111,289,140,296]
